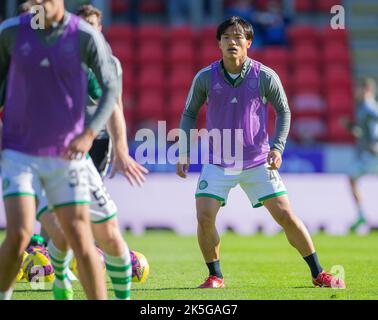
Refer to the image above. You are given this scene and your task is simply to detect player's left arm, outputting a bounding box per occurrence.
[106,94,149,185]
[259,67,291,170]
[106,56,148,185]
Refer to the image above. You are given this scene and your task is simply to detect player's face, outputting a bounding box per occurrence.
[218,25,252,60]
[82,14,102,32]
[32,0,63,20]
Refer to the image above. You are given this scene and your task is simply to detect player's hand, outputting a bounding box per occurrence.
[267,149,282,170]
[63,129,96,160]
[176,156,190,178]
[109,153,149,186]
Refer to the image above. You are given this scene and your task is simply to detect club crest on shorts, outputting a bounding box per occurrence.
[199,180,208,190]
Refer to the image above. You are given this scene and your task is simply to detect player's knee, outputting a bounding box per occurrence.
[6,228,31,254]
[197,209,217,228]
[275,209,295,228]
[94,224,124,256]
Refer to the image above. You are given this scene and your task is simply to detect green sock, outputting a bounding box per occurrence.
[48,240,73,289]
[105,248,132,300]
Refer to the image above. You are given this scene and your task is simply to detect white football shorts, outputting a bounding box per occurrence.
[1,149,90,207]
[195,163,287,208]
[36,156,118,224]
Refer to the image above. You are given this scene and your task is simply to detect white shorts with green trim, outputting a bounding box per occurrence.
[195,163,287,208]
[1,149,90,207]
[36,156,117,224]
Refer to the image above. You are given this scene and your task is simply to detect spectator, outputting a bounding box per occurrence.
[224,0,263,47]
[253,0,289,46]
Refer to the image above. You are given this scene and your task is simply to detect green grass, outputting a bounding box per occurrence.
[1,231,378,300]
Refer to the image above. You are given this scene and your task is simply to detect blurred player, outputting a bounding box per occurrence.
[36,4,148,300]
[176,16,346,289]
[0,0,119,299]
[343,78,378,231]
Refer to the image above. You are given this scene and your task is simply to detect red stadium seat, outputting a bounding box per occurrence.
[320,26,348,45]
[123,105,135,135]
[167,42,195,65]
[135,90,165,121]
[326,91,354,113]
[324,65,353,93]
[139,0,165,14]
[167,93,188,130]
[322,43,350,65]
[168,91,188,111]
[292,67,321,93]
[167,26,195,43]
[291,93,326,117]
[110,41,134,64]
[198,43,221,68]
[290,115,327,142]
[122,68,134,93]
[111,0,129,14]
[167,66,194,92]
[249,49,263,62]
[294,0,314,12]
[316,0,341,12]
[137,42,164,65]
[136,25,165,43]
[287,25,318,46]
[198,26,218,46]
[292,44,321,65]
[261,47,289,67]
[136,66,164,91]
[106,24,134,43]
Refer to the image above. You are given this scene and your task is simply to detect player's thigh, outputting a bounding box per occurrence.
[42,157,91,209]
[1,150,40,242]
[3,197,36,247]
[86,157,118,224]
[195,164,238,208]
[240,163,287,209]
[54,204,91,243]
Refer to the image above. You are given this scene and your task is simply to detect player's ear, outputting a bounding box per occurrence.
[247,39,252,48]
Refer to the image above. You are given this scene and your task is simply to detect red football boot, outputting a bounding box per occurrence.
[197,275,225,289]
[312,271,346,289]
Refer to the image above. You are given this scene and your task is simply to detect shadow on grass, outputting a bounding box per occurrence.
[13,289,51,293]
[132,287,198,291]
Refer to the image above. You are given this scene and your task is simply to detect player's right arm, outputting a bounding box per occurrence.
[177,68,210,178]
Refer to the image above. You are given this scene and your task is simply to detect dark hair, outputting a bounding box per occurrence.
[76,4,102,26]
[18,1,33,15]
[216,16,254,41]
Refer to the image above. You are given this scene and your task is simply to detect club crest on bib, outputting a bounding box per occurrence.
[247,78,258,91]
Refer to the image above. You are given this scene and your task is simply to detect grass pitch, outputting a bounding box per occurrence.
[1,230,378,300]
